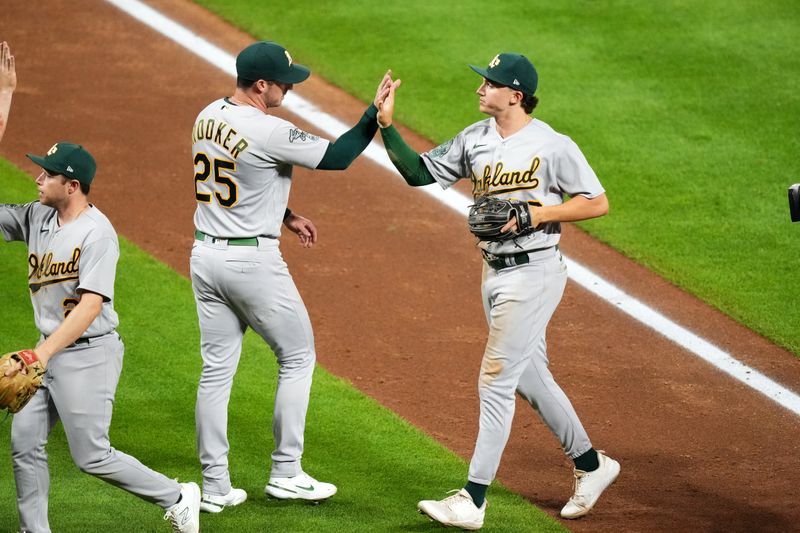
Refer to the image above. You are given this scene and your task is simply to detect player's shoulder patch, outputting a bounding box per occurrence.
[288,128,320,143]
[428,138,454,159]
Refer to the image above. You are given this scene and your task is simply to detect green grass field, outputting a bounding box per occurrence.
[194,0,800,355]
[2,1,799,530]
[0,159,564,531]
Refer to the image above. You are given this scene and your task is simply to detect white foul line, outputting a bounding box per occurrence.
[105,0,800,416]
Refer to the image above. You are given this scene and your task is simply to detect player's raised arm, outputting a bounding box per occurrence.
[314,70,398,170]
[376,78,436,187]
[0,41,17,144]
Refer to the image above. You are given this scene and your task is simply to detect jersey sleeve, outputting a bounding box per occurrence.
[77,236,119,302]
[554,138,605,198]
[264,120,331,169]
[420,132,469,189]
[0,202,40,243]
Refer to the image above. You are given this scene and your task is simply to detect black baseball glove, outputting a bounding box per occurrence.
[467,195,535,242]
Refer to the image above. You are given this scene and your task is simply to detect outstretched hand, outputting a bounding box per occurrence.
[0,41,16,144]
[374,69,393,107]
[377,71,401,128]
[0,42,16,93]
[283,212,318,248]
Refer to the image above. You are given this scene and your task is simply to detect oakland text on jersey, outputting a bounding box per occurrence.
[192,117,249,159]
[472,157,541,196]
[27,247,81,293]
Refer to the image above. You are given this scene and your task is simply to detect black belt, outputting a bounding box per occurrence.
[482,245,557,270]
[43,333,114,348]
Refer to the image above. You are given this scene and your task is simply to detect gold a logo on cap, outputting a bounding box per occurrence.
[47,144,59,155]
[284,50,293,66]
[489,54,501,68]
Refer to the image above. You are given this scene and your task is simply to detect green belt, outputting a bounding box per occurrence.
[195,229,259,246]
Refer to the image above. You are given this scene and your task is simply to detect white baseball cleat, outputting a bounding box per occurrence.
[417,488,486,530]
[164,482,201,533]
[199,487,248,513]
[265,472,337,501]
[560,451,621,519]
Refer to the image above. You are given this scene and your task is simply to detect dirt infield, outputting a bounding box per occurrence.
[3,1,800,531]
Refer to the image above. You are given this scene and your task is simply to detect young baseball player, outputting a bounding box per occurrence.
[376,53,620,528]
[190,40,398,513]
[0,141,201,532]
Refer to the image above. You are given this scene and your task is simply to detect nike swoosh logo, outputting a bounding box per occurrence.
[473,144,487,149]
[268,482,315,493]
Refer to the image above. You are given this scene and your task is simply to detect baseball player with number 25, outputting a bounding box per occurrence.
[377,52,620,529]
[190,41,397,513]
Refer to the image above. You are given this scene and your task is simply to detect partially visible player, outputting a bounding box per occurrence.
[377,53,619,528]
[190,41,398,512]
[0,41,16,143]
[1,141,200,533]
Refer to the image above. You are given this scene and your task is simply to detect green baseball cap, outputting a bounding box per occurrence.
[469,53,538,96]
[236,41,310,84]
[26,142,97,185]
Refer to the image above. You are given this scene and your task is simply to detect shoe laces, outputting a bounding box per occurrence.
[442,489,474,511]
[572,450,606,490]
[569,468,592,503]
[164,499,192,533]
[163,509,183,533]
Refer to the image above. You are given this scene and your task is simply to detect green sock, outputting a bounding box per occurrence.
[573,448,600,472]
[464,481,488,508]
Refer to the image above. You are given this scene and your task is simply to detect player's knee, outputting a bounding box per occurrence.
[278,348,316,371]
[478,380,515,403]
[10,439,43,463]
[71,448,113,474]
[10,424,44,459]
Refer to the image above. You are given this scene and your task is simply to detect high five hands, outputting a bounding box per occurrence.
[376,70,401,128]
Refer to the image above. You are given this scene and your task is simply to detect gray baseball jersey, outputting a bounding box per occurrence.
[191,97,331,497]
[1,201,181,532]
[422,117,605,255]
[419,117,604,486]
[0,202,119,336]
[192,97,329,238]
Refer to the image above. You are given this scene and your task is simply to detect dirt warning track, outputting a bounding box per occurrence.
[2,1,800,531]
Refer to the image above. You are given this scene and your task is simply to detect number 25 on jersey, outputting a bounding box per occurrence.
[194,153,238,208]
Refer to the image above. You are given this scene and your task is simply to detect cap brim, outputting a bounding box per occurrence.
[469,64,509,88]
[26,154,60,175]
[469,64,490,79]
[274,64,311,84]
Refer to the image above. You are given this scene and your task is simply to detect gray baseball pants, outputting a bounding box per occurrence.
[11,333,181,533]
[190,237,315,497]
[468,248,593,485]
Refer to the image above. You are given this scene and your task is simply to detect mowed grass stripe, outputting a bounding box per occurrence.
[0,159,564,531]
[192,0,800,356]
